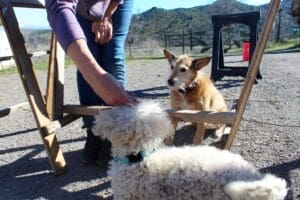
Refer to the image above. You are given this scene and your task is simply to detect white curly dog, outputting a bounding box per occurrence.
[92,101,288,200]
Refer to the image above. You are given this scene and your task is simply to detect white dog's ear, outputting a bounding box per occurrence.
[163,49,176,66]
[191,56,211,71]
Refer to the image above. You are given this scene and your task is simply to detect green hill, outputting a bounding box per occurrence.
[127,0,299,47]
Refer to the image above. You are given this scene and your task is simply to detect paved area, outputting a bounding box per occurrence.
[0,52,299,199]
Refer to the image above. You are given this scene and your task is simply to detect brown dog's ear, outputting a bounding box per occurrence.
[191,56,211,71]
[163,49,176,64]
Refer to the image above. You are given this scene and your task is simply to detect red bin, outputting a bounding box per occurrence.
[242,42,250,61]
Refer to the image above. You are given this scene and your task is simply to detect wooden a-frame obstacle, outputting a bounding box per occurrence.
[0,0,281,175]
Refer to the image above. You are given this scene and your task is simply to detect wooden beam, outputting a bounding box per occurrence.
[46,33,65,120]
[167,109,236,124]
[11,0,44,8]
[63,105,113,116]
[0,0,66,174]
[0,102,29,118]
[63,104,236,125]
[224,0,281,150]
[42,114,81,134]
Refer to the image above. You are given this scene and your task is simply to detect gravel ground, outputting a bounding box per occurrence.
[0,52,299,200]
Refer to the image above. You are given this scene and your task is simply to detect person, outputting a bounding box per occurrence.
[292,0,300,24]
[46,0,135,166]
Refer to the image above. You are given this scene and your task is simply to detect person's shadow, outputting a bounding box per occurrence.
[129,86,169,99]
[0,129,112,200]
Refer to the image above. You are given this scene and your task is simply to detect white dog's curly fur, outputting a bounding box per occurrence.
[92,101,288,200]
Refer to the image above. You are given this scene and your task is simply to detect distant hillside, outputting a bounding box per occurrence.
[127,0,299,47]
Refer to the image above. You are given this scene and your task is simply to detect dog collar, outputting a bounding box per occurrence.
[178,82,198,94]
[113,150,151,165]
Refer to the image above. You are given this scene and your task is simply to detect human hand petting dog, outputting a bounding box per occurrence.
[92,17,113,44]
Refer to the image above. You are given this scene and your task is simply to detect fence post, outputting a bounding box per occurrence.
[190,30,193,52]
[182,32,185,54]
[164,33,167,49]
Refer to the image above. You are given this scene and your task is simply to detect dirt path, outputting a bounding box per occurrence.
[0,52,299,199]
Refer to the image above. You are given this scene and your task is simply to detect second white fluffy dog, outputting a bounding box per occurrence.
[92,101,287,200]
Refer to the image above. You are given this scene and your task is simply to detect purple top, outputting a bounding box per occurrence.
[46,0,123,51]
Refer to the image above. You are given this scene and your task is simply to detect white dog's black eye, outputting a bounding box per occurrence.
[171,65,174,70]
[180,68,187,72]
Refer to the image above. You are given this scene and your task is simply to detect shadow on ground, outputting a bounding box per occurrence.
[0,134,111,200]
[129,86,169,99]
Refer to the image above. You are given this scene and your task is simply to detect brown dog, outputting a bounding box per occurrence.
[163,50,227,144]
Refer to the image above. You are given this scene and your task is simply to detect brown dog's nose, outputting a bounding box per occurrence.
[168,79,175,86]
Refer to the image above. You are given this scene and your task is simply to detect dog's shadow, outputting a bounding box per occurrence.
[173,123,219,146]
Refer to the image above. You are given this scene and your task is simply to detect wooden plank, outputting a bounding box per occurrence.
[43,114,80,134]
[0,0,66,174]
[0,102,29,118]
[11,0,44,8]
[224,0,281,150]
[63,105,113,116]
[46,33,56,120]
[63,105,236,124]
[167,109,236,124]
[0,51,49,62]
[54,37,65,119]
[29,50,49,57]
[46,33,65,120]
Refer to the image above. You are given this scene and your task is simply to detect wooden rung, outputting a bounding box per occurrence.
[63,104,113,116]
[63,105,236,125]
[42,114,81,134]
[0,102,29,118]
[11,0,45,8]
[29,50,49,57]
[167,109,236,124]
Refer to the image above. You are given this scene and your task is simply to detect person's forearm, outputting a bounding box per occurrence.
[67,39,106,87]
[66,39,134,105]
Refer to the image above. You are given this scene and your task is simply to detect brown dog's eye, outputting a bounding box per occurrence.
[180,68,187,72]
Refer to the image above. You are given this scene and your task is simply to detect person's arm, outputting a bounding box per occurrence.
[67,39,134,105]
[46,0,134,105]
[92,0,121,44]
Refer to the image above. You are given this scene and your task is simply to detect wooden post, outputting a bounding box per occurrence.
[0,0,67,174]
[46,33,65,120]
[225,0,281,150]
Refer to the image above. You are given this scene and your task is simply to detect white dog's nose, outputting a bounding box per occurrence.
[168,78,175,86]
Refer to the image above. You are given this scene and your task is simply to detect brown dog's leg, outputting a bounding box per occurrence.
[214,124,226,142]
[164,118,179,145]
[193,123,206,145]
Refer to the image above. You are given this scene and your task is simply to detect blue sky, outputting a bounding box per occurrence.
[14,0,270,28]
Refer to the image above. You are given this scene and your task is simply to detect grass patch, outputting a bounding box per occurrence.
[266,38,300,52]
[0,57,74,75]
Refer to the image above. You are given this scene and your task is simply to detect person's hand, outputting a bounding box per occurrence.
[91,17,113,44]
